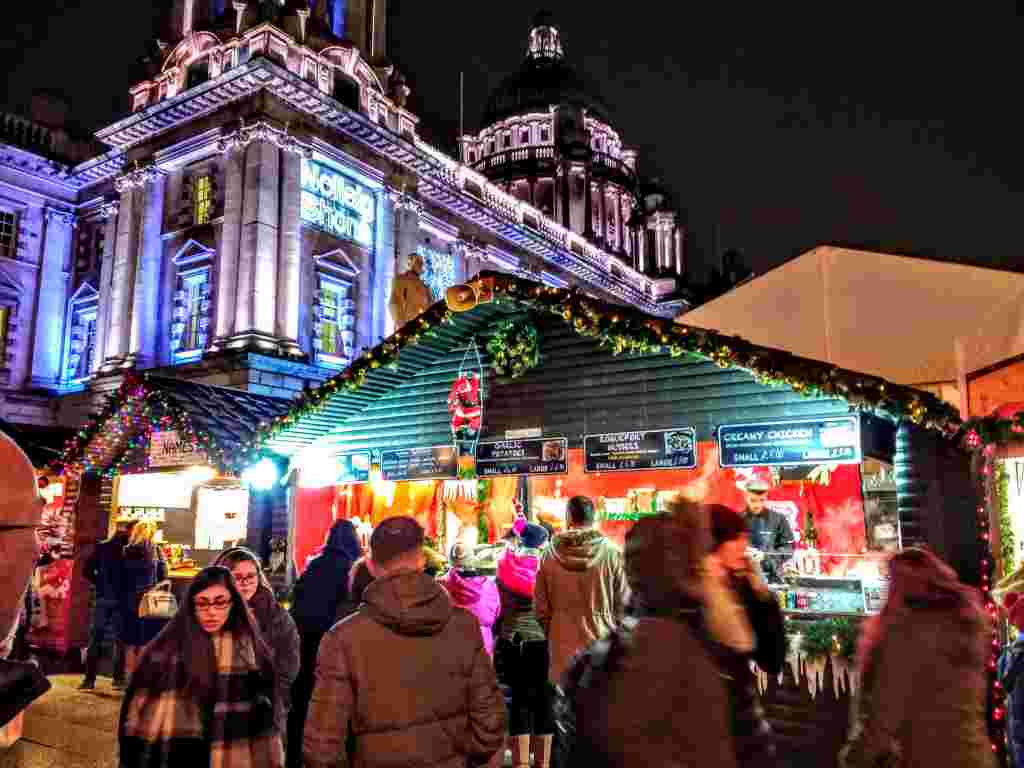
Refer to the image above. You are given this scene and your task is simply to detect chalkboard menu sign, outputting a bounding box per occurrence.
[718,416,861,468]
[380,445,458,481]
[476,438,568,477]
[583,428,697,473]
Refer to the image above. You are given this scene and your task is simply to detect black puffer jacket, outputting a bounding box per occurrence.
[290,521,362,637]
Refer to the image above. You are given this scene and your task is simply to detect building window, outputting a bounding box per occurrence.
[487,141,495,155]
[503,133,511,148]
[172,271,211,357]
[521,130,530,144]
[313,276,354,367]
[418,245,457,301]
[540,127,550,142]
[0,306,9,366]
[170,242,214,361]
[62,283,99,384]
[0,211,16,260]
[467,150,476,164]
[193,175,212,225]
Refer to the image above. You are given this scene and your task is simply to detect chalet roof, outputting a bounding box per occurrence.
[241,271,961,466]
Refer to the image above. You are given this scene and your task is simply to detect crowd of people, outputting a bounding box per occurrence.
[65,493,998,768]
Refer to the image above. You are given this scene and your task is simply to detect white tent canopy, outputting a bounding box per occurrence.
[682,246,1024,406]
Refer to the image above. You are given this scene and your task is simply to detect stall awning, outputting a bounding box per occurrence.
[52,374,294,475]
[0,419,75,468]
[242,271,962,466]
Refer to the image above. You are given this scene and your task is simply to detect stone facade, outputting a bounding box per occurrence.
[0,0,686,433]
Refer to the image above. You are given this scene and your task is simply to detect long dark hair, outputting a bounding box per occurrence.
[140,566,273,703]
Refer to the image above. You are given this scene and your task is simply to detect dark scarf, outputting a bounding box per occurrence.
[119,627,282,768]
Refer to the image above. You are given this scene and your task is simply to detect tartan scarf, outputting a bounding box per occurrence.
[119,629,284,768]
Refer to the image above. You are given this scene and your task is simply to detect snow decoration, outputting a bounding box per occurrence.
[442,479,478,502]
[751,661,770,696]
[786,633,804,686]
[805,655,827,699]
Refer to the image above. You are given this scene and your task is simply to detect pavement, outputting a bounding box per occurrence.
[0,675,517,768]
[0,675,120,768]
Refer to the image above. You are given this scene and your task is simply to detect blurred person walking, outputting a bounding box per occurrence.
[563,502,737,767]
[703,505,785,767]
[839,547,994,768]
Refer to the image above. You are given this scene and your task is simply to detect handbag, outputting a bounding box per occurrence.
[0,659,51,729]
[138,580,178,620]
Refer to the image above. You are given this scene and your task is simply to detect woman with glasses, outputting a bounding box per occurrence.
[213,547,300,747]
[119,565,283,767]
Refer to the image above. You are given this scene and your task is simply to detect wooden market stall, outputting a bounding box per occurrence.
[239,271,996,766]
[42,374,292,656]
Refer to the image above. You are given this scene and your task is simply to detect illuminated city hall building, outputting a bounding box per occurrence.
[0,1,687,429]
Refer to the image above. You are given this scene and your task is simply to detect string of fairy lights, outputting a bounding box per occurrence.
[49,273,1019,762]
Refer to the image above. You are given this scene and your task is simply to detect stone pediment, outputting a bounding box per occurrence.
[313,247,361,279]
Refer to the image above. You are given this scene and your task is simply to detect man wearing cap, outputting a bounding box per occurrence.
[742,478,794,583]
[304,516,506,768]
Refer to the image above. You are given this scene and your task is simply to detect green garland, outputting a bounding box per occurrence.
[785,616,861,660]
[487,317,541,378]
[997,461,1015,575]
[239,272,964,467]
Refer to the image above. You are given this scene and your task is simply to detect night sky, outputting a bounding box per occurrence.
[1,2,1019,282]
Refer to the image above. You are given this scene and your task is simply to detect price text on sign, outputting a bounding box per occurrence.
[583,428,697,473]
[717,416,861,468]
[380,446,458,482]
[476,438,568,477]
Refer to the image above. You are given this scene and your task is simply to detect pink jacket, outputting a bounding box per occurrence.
[440,569,500,657]
[497,549,541,598]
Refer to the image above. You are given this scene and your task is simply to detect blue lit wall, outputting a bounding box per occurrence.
[333,0,346,38]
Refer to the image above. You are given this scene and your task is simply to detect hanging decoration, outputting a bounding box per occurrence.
[487,317,541,378]
[448,373,482,442]
[763,617,861,699]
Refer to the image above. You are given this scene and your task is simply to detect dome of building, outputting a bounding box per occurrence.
[481,12,612,128]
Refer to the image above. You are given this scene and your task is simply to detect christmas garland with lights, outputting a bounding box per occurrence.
[238,272,963,468]
[50,374,236,477]
[487,317,541,379]
[786,616,860,660]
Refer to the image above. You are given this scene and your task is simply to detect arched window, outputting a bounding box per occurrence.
[186,58,210,90]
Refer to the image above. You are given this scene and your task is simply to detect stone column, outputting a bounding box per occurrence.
[276,150,303,357]
[213,141,245,345]
[583,166,594,238]
[675,227,684,275]
[103,179,142,368]
[93,200,119,376]
[636,226,646,273]
[599,182,608,244]
[237,139,280,341]
[28,209,75,388]
[128,169,167,368]
[559,162,571,230]
[393,193,422,271]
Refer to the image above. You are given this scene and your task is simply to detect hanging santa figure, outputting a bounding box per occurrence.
[447,373,482,442]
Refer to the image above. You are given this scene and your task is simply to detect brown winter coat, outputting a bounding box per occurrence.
[535,528,630,683]
[568,614,738,768]
[303,570,507,768]
[839,594,996,768]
